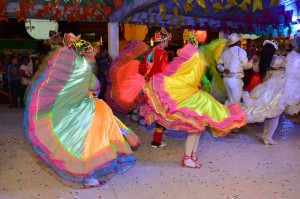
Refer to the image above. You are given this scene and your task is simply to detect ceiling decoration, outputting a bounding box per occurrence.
[112,0,299,34]
[1,0,299,35]
[1,0,133,22]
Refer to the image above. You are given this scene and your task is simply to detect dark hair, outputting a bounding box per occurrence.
[259,43,276,79]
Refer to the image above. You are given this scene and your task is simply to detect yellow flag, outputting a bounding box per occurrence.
[173,7,178,16]
[173,0,180,6]
[159,3,166,14]
[239,2,248,12]
[162,12,166,21]
[213,2,223,12]
[154,14,158,26]
[270,0,279,6]
[196,0,206,9]
[225,4,232,9]
[184,3,189,14]
[253,0,262,11]
[227,0,237,6]
[178,14,183,22]
[170,16,174,25]
[187,0,193,3]
[244,0,251,4]
[176,21,180,28]
[147,16,152,26]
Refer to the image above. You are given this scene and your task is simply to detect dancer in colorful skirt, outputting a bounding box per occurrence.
[140,28,172,148]
[23,33,140,188]
[140,36,247,168]
[107,28,172,148]
[242,40,300,145]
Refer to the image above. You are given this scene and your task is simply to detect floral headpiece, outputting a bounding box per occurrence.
[63,33,93,56]
[187,34,199,48]
[263,40,278,50]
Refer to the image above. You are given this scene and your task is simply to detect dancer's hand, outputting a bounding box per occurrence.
[223,69,230,74]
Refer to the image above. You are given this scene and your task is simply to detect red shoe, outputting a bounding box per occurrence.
[191,151,198,162]
[182,154,201,169]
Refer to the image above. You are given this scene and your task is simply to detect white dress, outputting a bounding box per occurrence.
[242,51,300,123]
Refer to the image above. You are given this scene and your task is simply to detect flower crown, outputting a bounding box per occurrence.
[187,35,199,48]
[263,40,278,50]
[63,33,93,56]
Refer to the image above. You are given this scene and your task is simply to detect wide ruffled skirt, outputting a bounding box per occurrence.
[242,51,300,122]
[140,43,247,137]
[24,47,139,183]
[105,40,150,111]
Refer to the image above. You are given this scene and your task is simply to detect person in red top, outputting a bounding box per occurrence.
[139,27,171,148]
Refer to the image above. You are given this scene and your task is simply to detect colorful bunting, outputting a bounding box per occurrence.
[253,0,262,12]
[114,0,123,8]
[173,7,178,17]
[213,2,223,12]
[270,0,279,7]
[159,3,165,14]
[196,0,206,9]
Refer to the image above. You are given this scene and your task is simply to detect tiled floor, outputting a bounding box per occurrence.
[0,104,300,199]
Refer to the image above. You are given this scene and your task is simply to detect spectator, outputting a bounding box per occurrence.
[7,55,21,108]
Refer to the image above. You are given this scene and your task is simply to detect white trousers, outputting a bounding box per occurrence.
[223,77,244,105]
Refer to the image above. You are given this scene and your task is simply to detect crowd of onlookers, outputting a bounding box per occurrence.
[0,47,49,108]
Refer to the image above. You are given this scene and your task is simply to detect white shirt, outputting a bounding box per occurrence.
[217,46,253,78]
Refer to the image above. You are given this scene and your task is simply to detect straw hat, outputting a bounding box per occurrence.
[152,27,172,42]
[227,33,242,45]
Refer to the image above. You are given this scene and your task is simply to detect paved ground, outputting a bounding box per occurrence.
[0,104,300,199]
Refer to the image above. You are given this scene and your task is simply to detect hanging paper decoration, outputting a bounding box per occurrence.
[178,14,183,22]
[173,0,180,7]
[253,0,262,12]
[154,14,159,27]
[173,7,178,17]
[147,16,152,27]
[15,9,26,22]
[114,0,123,8]
[159,3,165,14]
[0,0,8,22]
[170,16,174,27]
[67,13,76,23]
[239,1,248,12]
[184,3,188,14]
[197,0,206,9]
[53,8,64,21]
[193,30,207,43]
[270,0,279,7]
[95,14,103,22]
[161,12,166,21]
[176,21,180,28]
[103,6,111,17]
[213,2,223,12]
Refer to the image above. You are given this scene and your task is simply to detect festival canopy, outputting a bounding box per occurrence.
[1,0,299,34]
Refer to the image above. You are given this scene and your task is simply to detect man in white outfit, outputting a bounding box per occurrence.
[217,33,256,105]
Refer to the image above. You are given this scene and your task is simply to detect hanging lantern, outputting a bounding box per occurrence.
[193,30,207,43]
